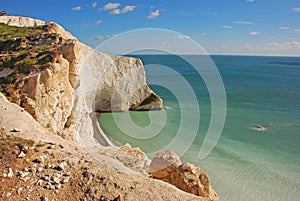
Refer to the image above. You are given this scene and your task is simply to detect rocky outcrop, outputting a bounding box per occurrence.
[149,150,182,176]
[0,16,218,200]
[99,143,151,175]
[0,93,209,201]
[58,41,163,112]
[93,55,163,112]
[0,16,76,40]
[57,37,163,150]
[0,16,45,27]
[0,16,163,136]
[20,55,73,131]
[150,150,219,200]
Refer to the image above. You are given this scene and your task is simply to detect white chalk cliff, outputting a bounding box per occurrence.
[0,16,218,200]
[0,16,163,141]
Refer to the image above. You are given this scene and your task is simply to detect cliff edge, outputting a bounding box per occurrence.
[0,16,219,201]
[0,16,163,134]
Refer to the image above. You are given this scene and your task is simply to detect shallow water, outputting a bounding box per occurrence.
[100,55,300,201]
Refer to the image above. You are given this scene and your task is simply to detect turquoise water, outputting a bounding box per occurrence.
[100,55,300,201]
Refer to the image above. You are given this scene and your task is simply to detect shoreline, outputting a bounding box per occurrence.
[91,112,114,147]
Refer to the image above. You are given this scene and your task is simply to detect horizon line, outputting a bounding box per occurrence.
[123,53,300,57]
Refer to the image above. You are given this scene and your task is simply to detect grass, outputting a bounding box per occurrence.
[0,23,60,103]
[0,23,44,41]
[0,23,58,70]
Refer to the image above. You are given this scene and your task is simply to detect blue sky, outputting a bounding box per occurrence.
[1,0,300,55]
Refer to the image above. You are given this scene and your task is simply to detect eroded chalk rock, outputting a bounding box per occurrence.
[150,150,219,201]
[99,144,150,175]
[150,150,181,178]
[0,16,163,135]
[93,55,163,112]
[0,16,45,27]
[20,55,73,132]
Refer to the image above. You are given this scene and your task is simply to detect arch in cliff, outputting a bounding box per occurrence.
[71,45,162,148]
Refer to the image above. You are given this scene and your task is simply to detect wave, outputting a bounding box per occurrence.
[247,124,268,131]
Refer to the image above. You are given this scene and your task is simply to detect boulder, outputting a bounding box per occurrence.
[150,150,219,201]
[177,163,219,200]
[99,143,150,175]
[150,150,182,178]
[0,11,8,16]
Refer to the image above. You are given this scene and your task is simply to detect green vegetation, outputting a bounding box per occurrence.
[0,23,61,103]
[0,23,58,72]
[0,23,43,41]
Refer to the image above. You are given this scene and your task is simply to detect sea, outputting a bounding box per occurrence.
[99,55,300,201]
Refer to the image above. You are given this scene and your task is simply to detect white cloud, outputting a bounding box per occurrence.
[161,41,168,46]
[109,9,121,15]
[104,2,121,10]
[285,42,300,48]
[95,20,102,26]
[106,34,119,38]
[97,35,104,40]
[295,29,300,32]
[92,2,97,8]
[211,41,300,56]
[287,42,300,49]
[234,21,255,25]
[279,26,291,30]
[106,4,136,14]
[148,10,160,19]
[269,41,300,49]
[246,0,255,2]
[244,43,252,50]
[175,35,190,40]
[72,6,82,11]
[292,8,300,12]
[81,23,89,29]
[122,5,136,13]
[222,25,233,29]
[249,31,260,35]
[269,42,281,48]
[197,32,206,37]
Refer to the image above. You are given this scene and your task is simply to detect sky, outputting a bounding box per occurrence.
[1,0,300,56]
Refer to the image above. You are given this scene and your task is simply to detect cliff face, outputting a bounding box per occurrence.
[0,16,45,27]
[0,16,163,134]
[0,93,210,201]
[0,16,218,200]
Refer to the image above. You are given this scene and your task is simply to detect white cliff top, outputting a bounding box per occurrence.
[0,15,45,27]
[0,15,76,40]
